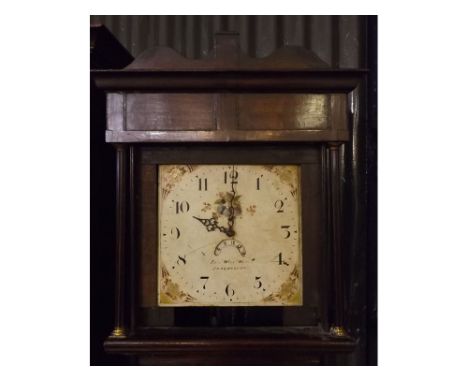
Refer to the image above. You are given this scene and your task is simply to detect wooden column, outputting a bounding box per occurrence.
[328,143,348,338]
[110,144,128,338]
[129,145,136,333]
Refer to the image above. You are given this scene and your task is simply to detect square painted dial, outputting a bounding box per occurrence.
[158,165,302,306]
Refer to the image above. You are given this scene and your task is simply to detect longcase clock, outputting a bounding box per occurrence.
[92,32,364,366]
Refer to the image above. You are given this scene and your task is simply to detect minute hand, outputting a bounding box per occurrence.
[227,166,237,235]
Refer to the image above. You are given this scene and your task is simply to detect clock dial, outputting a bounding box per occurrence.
[158,165,302,306]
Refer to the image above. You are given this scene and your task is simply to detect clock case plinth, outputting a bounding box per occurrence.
[92,32,365,366]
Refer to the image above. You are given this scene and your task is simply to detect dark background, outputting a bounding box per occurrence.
[90,15,377,366]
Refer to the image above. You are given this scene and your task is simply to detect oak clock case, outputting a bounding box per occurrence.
[93,33,363,365]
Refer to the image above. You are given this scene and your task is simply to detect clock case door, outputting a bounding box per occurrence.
[93,32,365,365]
[139,145,321,323]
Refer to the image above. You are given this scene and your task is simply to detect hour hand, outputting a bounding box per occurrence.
[192,216,235,237]
[193,216,219,232]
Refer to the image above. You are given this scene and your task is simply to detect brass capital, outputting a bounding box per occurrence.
[329,325,349,338]
[109,327,127,338]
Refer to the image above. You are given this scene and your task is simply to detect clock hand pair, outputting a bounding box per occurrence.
[193,166,239,237]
